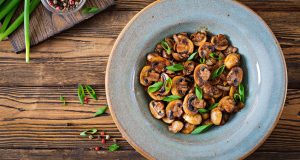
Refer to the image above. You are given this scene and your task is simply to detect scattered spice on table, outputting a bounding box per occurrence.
[47,0,82,12]
[95,146,100,151]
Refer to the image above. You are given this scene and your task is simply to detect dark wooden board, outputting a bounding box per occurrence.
[8,0,114,52]
[0,0,299,159]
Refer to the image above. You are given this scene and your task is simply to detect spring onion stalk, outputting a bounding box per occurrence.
[0,0,20,21]
[0,0,40,41]
[0,0,6,7]
[0,5,19,33]
[24,0,30,63]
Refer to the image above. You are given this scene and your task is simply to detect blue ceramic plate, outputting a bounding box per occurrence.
[106,0,287,159]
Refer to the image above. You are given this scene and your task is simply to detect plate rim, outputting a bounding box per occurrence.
[105,0,288,159]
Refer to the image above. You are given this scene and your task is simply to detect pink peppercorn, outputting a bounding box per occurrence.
[56,6,60,11]
[84,97,89,104]
[100,131,105,136]
[101,138,106,144]
[95,146,100,151]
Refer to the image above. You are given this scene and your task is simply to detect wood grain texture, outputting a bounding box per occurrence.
[0,0,299,159]
[8,0,114,52]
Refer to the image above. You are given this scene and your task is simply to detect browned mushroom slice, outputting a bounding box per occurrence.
[183,113,202,125]
[198,42,214,58]
[224,53,240,69]
[149,100,165,119]
[147,54,171,73]
[155,44,163,54]
[183,93,206,115]
[149,73,172,100]
[227,67,243,86]
[202,119,213,125]
[202,83,222,99]
[220,112,230,125]
[162,117,174,124]
[211,108,222,125]
[183,60,195,75]
[194,64,211,86]
[190,31,207,46]
[172,34,194,61]
[171,76,189,97]
[218,96,236,113]
[181,123,196,134]
[211,34,229,51]
[229,86,237,97]
[224,45,238,56]
[201,113,210,120]
[139,66,160,86]
[165,100,183,120]
[168,121,184,133]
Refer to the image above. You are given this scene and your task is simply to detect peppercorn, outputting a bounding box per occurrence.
[47,0,82,12]
[101,138,106,144]
[105,135,110,140]
[95,146,100,151]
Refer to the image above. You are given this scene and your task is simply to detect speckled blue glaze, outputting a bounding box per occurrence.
[106,0,287,159]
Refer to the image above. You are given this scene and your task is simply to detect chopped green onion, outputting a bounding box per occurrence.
[147,81,163,93]
[95,106,108,117]
[77,84,85,105]
[187,51,197,61]
[199,58,206,64]
[165,77,172,92]
[166,64,184,72]
[80,128,98,137]
[0,0,40,41]
[209,52,217,58]
[108,144,120,152]
[24,0,30,63]
[234,93,241,102]
[207,103,219,110]
[195,84,203,100]
[191,124,213,134]
[161,41,171,55]
[211,65,225,79]
[198,108,208,114]
[85,85,97,100]
[162,95,181,102]
[239,84,245,102]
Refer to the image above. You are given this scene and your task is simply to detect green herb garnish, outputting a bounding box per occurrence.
[211,65,225,79]
[218,55,223,60]
[199,58,206,64]
[165,77,172,92]
[161,41,171,55]
[239,84,245,102]
[80,128,98,137]
[59,95,66,106]
[198,108,208,114]
[95,105,108,117]
[147,81,163,93]
[207,103,219,110]
[85,85,97,100]
[78,84,85,105]
[191,124,213,134]
[209,52,217,58]
[108,144,120,152]
[187,51,197,61]
[81,7,101,14]
[195,84,203,100]
[162,95,181,102]
[166,64,184,72]
[234,93,241,102]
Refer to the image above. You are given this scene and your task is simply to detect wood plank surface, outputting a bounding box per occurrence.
[8,0,114,52]
[0,0,299,159]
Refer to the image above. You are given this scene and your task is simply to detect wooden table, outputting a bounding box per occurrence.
[0,0,299,159]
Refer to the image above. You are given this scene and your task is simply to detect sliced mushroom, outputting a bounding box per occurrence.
[154,44,163,54]
[168,121,184,133]
[165,100,183,120]
[194,64,211,86]
[183,61,195,75]
[211,108,222,125]
[202,119,213,125]
[220,112,230,125]
[147,54,171,73]
[181,123,196,134]
[218,96,236,113]
[172,34,194,61]
[149,100,165,119]
[227,67,243,86]
[183,113,202,125]
[224,53,240,69]
[183,93,206,115]
[162,117,174,124]
[211,34,229,50]
[139,66,160,86]
[229,86,237,97]
[149,73,172,100]
[224,45,238,56]
[202,83,222,99]
[171,76,189,97]
[216,85,230,91]
[201,113,210,120]
[198,42,214,58]
[190,31,207,46]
